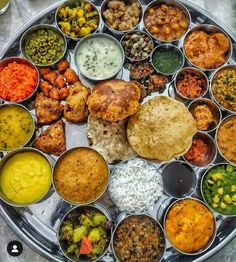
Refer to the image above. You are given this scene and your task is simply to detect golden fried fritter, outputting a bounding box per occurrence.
[55,75,66,89]
[87,80,141,122]
[59,87,69,100]
[56,59,70,72]
[33,119,66,156]
[64,68,79,84]
[39,67,51,78]
[49,87,60,101]
[64,82,90,123]
[35,93,63,125]
[43,71,58,84]
[39,81,53,97]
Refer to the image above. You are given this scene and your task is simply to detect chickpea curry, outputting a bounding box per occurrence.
[144,4,189,41]
[212,67,236,112]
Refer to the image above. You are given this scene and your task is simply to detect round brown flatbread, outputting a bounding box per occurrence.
[87,115,136,164]
[127,96,197,161]
[87,79,140,122]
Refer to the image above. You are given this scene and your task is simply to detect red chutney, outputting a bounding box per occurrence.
[0,61,38,101]
[184,138,208,163]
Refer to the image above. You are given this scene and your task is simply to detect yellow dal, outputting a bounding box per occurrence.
[0,105,34,151]
[0,152,51,204]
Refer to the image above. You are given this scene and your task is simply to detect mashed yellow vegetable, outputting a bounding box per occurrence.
[0,105,34,151]
[0,152,51,204]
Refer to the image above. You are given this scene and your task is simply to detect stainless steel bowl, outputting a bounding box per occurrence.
[151,43,185,76]
[112,213,166,262]
[174,67,209,100]
[201,163,236,217]
[53,147,110,205]
[215,114,236,166]
[120,30,154,62]
[210,65,236,114]
[183,24,233,71]
[0,57,39,103]
[183,131,217,168]
[58,203,112,262]
[74,33,125,81]
[0,147,52,207]
[143,0,191,43]
[101,0,143,35]
[20,24,67,67]
[55,0,101,41]
[188,98,222,132]
[161,160,197,198]
[164,197,217,255]
[0,103,35,151]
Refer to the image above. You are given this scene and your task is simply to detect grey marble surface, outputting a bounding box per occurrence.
[0,0,236,261]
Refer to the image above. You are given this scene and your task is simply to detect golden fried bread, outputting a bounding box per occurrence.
[35,93,63,125]
[87,80,141,122]
[64,82,90,123]
[127,96,197,161]
[33,119,66,156]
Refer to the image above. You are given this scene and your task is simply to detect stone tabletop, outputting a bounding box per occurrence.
[0,0,236,261]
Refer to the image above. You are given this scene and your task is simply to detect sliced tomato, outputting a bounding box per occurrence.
[80,236,92,255]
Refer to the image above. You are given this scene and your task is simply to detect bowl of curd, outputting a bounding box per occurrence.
[74,33,124,81]
[0,148,52,207]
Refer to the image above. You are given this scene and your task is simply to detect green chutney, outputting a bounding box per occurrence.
[152,47,183,75]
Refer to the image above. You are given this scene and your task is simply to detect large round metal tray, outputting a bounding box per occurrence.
[0,0,236,261]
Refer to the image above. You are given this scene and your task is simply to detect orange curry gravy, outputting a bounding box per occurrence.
[165,199,215,253]
[54,148,109,204]
[184,31,230,69]
[217,116,236,164]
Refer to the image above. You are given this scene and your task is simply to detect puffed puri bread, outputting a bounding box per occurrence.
[127,96,197,161]
[87,79,141,122]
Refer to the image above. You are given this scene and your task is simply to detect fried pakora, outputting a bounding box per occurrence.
[39,81,53,97]
[49,88,60,101]
[43,70,58,84]
[64,68,79,84]
[56,59,70,72]
[64,82,90,123]
[39,67,51,78]
[33,119,66,156]
[59,87,69,100]
[55,75,66,89]
[35,93,63,125]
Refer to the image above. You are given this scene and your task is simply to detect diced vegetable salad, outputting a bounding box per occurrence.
[59,208,112,260]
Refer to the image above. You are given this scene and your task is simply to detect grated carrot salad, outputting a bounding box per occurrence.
[0,61,38,101]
